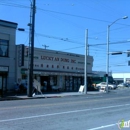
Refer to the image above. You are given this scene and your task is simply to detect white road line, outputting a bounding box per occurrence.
[87,123,117,130]
[0,103,130,123]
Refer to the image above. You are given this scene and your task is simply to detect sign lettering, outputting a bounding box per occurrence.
[41,55,76,63]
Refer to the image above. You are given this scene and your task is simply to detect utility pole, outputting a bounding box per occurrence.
[27,2,32,96]
[84,29,88,94]
[42,44,49,49]
[28,0,36,97]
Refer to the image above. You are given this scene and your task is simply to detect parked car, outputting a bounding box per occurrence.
[117,83,126,87]
[117,83,130,88]
[96,82,117,89]
[125,83,130,87]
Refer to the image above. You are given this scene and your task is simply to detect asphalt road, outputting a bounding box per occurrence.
[0,88,130,130]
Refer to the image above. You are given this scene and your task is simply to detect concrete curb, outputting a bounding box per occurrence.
[0,91,105,101]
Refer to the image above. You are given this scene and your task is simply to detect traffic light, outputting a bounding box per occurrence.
[104,74,108,77]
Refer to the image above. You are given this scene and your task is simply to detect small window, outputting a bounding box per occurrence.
[41,64,43,67]
[63,66,65,69]
[0,39,9,57]
[47,65,49,68]
[67,66,69,69]
[71,67,73,70]
[52,65,54,68]
[57,65,59,68]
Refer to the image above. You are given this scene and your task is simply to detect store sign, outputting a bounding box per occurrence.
[18,44,24,67]
[41,55,76,63]
[0,66,8,72]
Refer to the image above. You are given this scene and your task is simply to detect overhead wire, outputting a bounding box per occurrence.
[1,1,129,72]
[1,1,130,43]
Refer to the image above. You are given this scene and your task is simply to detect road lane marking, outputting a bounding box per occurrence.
[87,123,117,130]
[87,119,130,130]
[0,103,130,123]
[1,95,130,111]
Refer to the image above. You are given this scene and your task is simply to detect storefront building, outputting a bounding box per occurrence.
[16,45,94,92]
[0,20,18,95]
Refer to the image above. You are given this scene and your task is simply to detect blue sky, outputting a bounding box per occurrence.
[0,0,130,73]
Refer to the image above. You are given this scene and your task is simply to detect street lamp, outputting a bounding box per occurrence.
[106,16,128,93]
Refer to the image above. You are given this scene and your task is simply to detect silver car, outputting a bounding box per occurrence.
[96,82,117,89]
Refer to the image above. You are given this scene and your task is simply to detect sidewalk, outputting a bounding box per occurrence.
[0,91,103,101]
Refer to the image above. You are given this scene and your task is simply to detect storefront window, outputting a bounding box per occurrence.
[65,76,74,91]
[0,39,9,57]
[22,74,27,79]
[50,76,57,86]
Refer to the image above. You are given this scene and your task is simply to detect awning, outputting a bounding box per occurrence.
[21,68,95,77]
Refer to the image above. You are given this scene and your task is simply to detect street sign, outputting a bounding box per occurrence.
[111,52,122,55]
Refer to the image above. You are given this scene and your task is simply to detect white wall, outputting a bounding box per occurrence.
[112,73,130,83]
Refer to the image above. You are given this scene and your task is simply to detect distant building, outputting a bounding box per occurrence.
[0,20,18,94]
[112,72,130,84]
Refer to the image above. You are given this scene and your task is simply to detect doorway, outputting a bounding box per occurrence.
[0,73,7,97]
[40,76,49,92]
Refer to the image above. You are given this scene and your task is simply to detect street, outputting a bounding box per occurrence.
[0,88,130,130]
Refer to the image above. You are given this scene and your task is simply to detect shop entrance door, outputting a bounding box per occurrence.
[40,76,49,92]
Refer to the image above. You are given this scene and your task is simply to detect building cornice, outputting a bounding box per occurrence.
[0,19,18,29]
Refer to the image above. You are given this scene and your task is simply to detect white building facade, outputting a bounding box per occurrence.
[16,45,94,92]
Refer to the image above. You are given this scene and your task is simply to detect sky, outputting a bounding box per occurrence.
[0,0,130,73]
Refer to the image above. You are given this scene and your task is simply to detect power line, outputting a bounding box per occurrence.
[1,1,130,27]
[37,8,130,26]
[0,2,30,9]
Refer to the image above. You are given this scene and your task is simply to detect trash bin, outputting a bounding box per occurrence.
[0,89,3,97]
